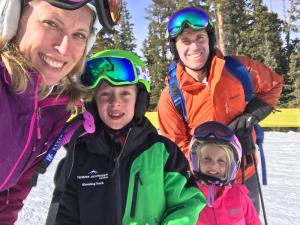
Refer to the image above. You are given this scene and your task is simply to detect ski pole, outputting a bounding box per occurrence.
[253,156,268,225]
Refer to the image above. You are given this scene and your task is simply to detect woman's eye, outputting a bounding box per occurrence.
[74,32,88,40]
[43,20,58,29]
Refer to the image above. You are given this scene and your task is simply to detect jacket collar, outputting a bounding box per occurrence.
[174,49,226,93]
[83,117,157,158]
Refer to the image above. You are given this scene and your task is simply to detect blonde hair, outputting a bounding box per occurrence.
[193,141,235,180]
[0,0,95,111]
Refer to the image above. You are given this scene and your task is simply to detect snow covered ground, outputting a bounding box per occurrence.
[16,131,300,225]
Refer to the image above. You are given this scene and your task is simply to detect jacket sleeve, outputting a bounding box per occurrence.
[160,142,206,225]
[239,185,262,225]
[237,56,283,108]
[0,159,39,225]
[55,161,80,225]
[158,87,191,159]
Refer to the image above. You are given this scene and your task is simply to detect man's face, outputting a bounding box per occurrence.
[175,29,210,71]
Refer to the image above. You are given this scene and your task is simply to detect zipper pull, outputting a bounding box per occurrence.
[36,107,41,140]
[6,189,10,205]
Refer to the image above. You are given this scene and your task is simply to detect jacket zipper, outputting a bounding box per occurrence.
[0,76,40,191]
[113,129,131,225]
[130,171,143,218]
[36,107,41,140]
[5,188,10,205]
[21,97,70,174]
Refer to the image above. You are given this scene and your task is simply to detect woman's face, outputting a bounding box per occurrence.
[199,144,227,180]
[95,82,138,130]
[15,0,93,85]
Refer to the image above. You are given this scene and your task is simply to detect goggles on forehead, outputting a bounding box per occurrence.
[167,7,211,39]
[47,0,122,31]
[81,57,150,92]
[193,121,235,143]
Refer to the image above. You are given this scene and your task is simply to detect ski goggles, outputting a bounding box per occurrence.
[47,0,122,25]
[81,57,150,92]
[193,121,235,143]
[167,7,210,38]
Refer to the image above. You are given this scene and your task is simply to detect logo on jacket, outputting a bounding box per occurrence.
[88,170,99,175]
[77,170,109,187]
[228,208,241,215]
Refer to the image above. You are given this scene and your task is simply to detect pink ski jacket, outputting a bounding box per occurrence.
[197,182,262,225]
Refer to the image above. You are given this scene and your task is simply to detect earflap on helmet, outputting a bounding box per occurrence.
[189,137,201,174]
[133,85,150,122]
[86,3,102,53]
[169,38,179,61]
[0,0,21,43]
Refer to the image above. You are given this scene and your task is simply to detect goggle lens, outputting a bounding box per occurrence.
[81,57,137,89]
[168,7,209,38]
[193,121,234,142]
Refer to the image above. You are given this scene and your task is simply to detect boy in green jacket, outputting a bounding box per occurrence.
[52,49,206,225]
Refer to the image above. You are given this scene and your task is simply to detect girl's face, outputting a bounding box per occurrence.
[15,0,92,85]
[95,82,138,130]
[199,144,227,180]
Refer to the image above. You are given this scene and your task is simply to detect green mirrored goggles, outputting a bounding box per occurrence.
[81,56,150,92]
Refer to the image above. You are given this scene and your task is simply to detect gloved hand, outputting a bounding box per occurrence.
[228,98,273,155]
[228,113,257,155]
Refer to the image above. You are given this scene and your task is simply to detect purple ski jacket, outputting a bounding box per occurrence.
[0,62,72,224]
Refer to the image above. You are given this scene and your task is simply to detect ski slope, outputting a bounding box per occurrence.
[16,131,300,225]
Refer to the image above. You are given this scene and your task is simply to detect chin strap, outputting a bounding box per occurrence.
[207,182,217,208]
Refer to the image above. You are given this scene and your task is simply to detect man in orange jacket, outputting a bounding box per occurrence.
[158,6,283,213]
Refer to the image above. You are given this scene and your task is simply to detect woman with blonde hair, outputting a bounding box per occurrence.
[0,0,121,223]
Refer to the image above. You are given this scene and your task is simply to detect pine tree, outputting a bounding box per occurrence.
[286,40,300,107]
[143,0,178,110]
[213,0,249,55]
[91,0,136,54]
[117,1,137,52]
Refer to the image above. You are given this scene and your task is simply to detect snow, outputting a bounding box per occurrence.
[16,132,300,225]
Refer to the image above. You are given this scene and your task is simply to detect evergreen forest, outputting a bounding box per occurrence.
[91,0,300,111]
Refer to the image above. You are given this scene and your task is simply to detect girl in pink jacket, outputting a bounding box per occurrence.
[190,121,261,225]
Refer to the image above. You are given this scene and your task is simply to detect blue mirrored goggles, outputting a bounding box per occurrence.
[193,121,235,143]
[81,57,150,92]
[167,7,210,38]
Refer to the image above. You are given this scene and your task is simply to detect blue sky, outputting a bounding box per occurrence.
[127,0,287,54]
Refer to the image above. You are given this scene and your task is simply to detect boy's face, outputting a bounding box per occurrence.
[199,144,227,180]
[175,29,210,72]
[95,82,138,130]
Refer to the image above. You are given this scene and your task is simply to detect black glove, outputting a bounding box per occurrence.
[228,113,257,155]
[228,98,273,155]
